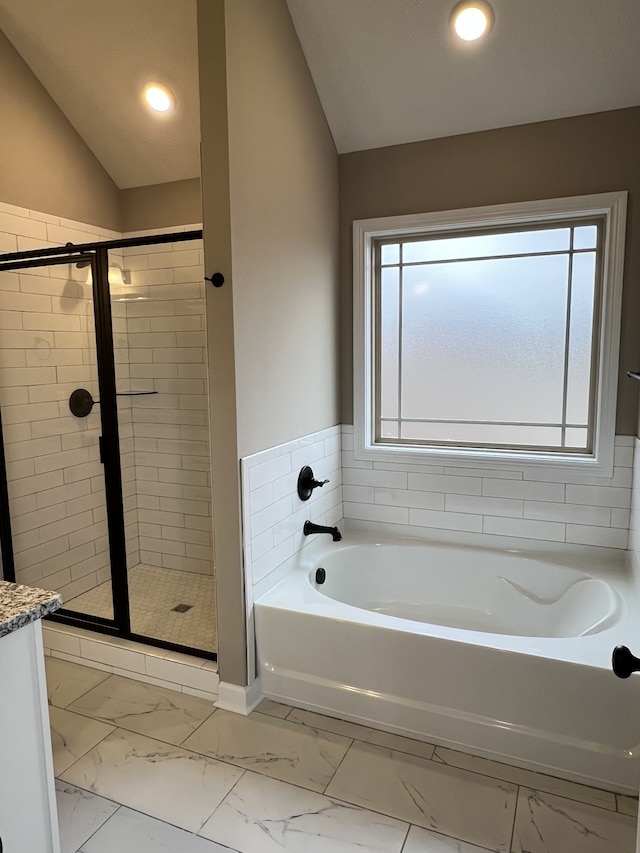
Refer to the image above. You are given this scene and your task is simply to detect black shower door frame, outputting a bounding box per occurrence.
[0,230,214,660]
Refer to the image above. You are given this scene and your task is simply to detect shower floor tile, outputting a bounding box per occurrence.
[66,564,216,653]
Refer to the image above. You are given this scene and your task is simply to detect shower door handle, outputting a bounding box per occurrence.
[70,387,158,418]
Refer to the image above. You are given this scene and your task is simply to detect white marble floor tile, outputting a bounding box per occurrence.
[46,657,111,709]
[199,770,409,853]
[617,794,639,818]
[59,728,244,833]
[433,747,617,811]
[79,806,234,853]
[256,698,292,719]
[325,742,516,852]
[511,787,636,853]
[67,673,216,746]
[49,706,115,776]
[55,781,119,853]
[182,709,351,792]
[288,708,436,761]
[403,825,492,852]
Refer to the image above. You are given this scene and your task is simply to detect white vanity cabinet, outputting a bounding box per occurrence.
[0,583,62,853]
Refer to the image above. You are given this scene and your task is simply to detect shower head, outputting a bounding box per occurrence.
[65,241,94,269]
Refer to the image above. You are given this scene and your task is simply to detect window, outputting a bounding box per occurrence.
[353,193,627,474]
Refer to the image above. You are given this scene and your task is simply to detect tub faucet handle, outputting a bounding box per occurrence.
[297,466,330,501]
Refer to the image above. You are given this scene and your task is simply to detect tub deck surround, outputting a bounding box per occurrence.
[255,529,640,793]
[0,580,62,637]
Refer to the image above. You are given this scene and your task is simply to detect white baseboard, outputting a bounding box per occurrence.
[215,678,263,715]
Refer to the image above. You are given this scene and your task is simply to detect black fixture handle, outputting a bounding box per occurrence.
[612,645,640,678]
[627,371,640,381]
[69,387,158,418]
[205,272,225,288]
[297,466,330,501]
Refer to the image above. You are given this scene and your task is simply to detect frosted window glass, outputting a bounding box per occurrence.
[381,421,399,438]
[573,225,598,250]
[400,421,563,447]
[381,244,399,265]
[566,252,596,426]
[380,267,399,419]
[565,428,588,448]
[399,254,569,424]
[402,228,570,264]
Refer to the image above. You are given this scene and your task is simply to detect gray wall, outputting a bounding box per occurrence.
[198,0,340,686]
[339,107,640,434]
[225,0,340,459]
[0,28,121,231]
[0,28,202,235]
[121,179,202,232]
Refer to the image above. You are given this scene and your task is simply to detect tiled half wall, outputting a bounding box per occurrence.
[241,426,633,613]
[628,436,640,582]
[242,425,633,684]
[342,427,633,549]
[240,426,342,679]
[0,203,213,608]
[241,425,343,593]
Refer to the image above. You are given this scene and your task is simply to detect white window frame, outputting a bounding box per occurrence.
[353,192,627,476]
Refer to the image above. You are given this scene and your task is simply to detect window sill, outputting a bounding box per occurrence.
[353,431,615,478]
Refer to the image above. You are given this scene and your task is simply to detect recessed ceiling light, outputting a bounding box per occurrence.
[143,83,174,113]
[450,1,494,42]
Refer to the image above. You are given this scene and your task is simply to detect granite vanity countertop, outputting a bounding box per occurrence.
[0,581,62,639]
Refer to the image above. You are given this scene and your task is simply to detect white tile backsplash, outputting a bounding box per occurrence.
[242,425,343,592]
[626,437,640,566]
[241,425,342,681]
[341,427,633,549]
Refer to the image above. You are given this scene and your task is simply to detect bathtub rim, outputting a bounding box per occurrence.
[256,527,636,668]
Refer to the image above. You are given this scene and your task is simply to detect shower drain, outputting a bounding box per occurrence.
[171,603,194,613]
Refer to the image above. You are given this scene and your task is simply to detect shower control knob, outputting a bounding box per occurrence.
[297,466,330,501]
[612,645,640,678]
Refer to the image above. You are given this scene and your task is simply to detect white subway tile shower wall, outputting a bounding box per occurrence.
[0,206,213,619]
[0,205,119,602]
[342,427,633,549]
[122,229,214,577]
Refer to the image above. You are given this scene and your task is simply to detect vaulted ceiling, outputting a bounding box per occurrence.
[1,0,640,189]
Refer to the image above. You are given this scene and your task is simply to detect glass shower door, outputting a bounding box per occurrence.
[113,236,217,653]
[0,254,116,621]
[0,229,213,657]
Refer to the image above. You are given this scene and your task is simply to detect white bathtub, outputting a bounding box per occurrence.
[255,530,640,792]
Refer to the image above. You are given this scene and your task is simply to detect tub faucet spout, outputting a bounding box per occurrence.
[303,520,342,541]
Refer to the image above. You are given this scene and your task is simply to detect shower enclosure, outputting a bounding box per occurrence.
[0,230,216,659]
